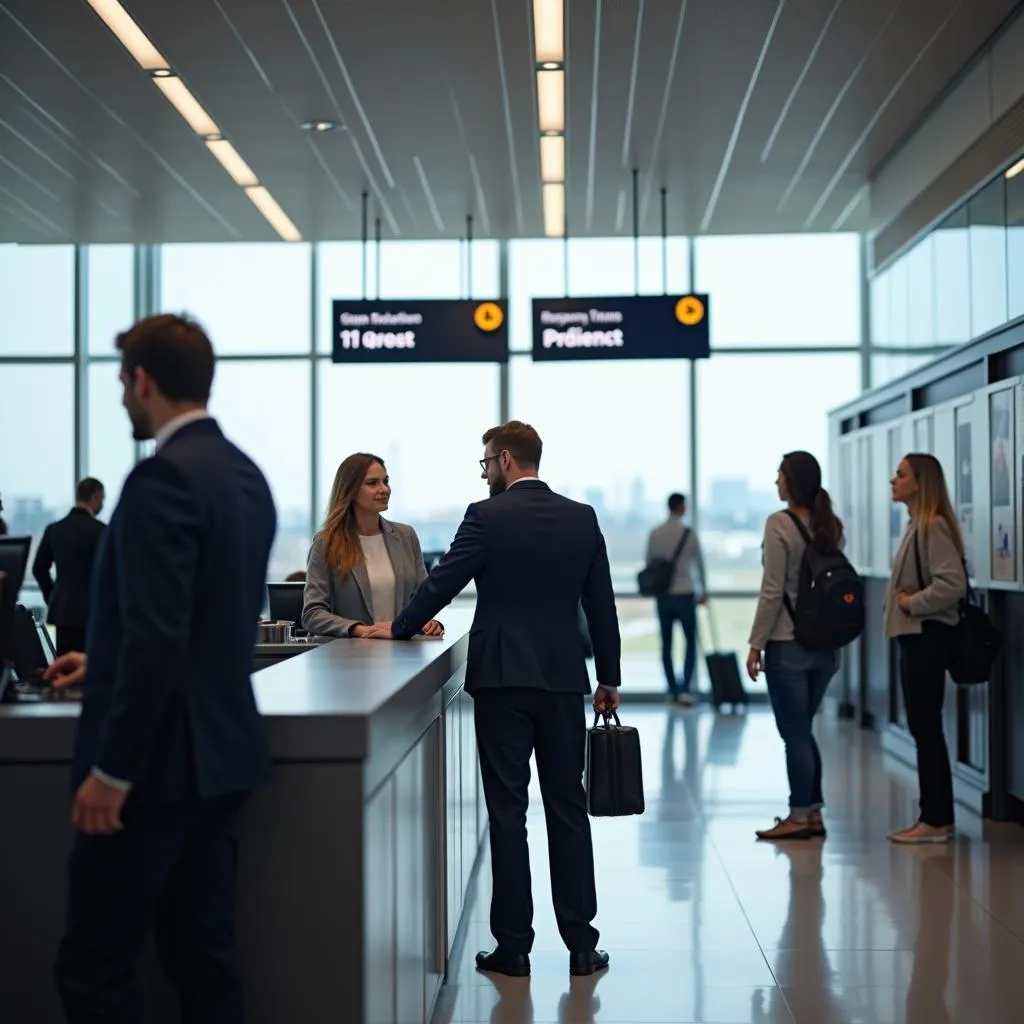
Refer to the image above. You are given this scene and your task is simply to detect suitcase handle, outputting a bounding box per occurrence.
[592,710,622,728]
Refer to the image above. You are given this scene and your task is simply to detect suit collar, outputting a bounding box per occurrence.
[157,415,221,452]
[505,479,549,492]
[69,506,92,518]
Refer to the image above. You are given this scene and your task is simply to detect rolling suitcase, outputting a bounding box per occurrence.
[700,603,748,711]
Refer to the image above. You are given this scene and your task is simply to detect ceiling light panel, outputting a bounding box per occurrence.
[245,187,302,243]
[206,140,259,187]
[153,76,220,138]
[537,70,565,133]
[86,0,167,70]
[543,182,565,237]
[533,0,564,63]
[540,135,565,183]
[1006,157,1024,180]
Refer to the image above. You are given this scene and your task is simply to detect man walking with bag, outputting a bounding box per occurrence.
[365,421,622,978]
[645,493,707,705]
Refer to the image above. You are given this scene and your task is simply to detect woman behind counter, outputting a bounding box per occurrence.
[302,452,443,639]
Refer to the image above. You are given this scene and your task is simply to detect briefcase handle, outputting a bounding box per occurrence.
[592,710,622,728]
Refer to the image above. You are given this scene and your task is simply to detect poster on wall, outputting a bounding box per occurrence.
[913,415,933,454]
[990,388,1016,581]
[955,408,973,567]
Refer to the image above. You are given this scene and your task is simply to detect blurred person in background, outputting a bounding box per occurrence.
[645,492,707,706]
[32,477,106,656]
[302,452,443,639]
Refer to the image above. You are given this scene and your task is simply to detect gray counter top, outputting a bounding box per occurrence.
[0,609,473,772]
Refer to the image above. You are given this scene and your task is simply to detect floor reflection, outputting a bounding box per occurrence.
[434,704,1024,1024]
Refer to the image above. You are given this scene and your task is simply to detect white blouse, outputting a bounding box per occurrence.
[358,533,397,622]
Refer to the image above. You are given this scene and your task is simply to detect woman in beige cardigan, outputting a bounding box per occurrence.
[886,453,966,844]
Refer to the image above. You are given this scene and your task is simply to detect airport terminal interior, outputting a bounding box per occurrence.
[3,0,1024,1021]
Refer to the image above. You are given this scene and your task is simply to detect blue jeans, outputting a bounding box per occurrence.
[657,594,697,695]
[764,641,838,817]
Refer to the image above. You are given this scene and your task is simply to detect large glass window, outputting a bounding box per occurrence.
[906,235,936,346]
[695,353,861,589]
[316,363,500,554]
[1006,169,1024,323]
[508,356,691,590]
[934,208,971,345]
[886,255,910,349]
[161,243,312,355]
[0,244,74,355]
[969,176,1008,337]
[0,365,75,559]
[86,363,136,512]
[86,245,134,354]
[208,361,313,580]
[694,234,860,347]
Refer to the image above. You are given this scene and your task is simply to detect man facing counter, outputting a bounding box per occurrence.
[364,420,622,980]
[45,313,276,1024]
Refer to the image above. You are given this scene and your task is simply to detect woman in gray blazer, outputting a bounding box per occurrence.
[302,452,443,639]
[886,453,966,844]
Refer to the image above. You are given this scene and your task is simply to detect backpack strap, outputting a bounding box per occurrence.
[668,528,691,572]
[781,510,811,624]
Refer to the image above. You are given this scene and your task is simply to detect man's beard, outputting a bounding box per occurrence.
[489,474,508,497]
[127,405,154,442]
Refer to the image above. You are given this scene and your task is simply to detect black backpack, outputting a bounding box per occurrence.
[781,511,865,653]
[637,529,690,597]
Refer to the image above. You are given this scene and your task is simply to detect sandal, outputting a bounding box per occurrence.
[755,816,813,841]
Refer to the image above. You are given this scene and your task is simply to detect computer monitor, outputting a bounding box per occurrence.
[0,536,31,671]
[267,581,304,629]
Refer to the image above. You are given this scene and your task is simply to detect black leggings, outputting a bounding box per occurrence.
[898,623,956,827]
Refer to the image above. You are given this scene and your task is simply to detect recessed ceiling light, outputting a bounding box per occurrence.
[301,120,344,133]
[539,61,562,71]
[149,68,174,78]
[1006,156,1024,180]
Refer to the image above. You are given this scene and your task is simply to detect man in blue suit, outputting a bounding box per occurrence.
[46,314,276,1023]
[368,421,621,978]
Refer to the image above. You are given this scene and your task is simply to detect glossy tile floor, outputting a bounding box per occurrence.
[431,703,1024,1023]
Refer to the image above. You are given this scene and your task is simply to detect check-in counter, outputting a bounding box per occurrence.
[0,610,487,1024]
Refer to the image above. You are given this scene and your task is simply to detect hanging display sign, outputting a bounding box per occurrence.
[331,299,508,363]
[531,294,710,361]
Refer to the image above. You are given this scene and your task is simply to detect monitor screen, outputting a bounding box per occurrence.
[0,536,30,668]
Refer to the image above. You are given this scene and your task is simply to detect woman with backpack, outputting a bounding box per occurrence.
[746,451,849,840]
[885,453,966,844]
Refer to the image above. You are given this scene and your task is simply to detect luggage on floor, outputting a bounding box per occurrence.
[700,603,748,710]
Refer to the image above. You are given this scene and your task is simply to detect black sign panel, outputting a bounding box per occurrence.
[331,299,508,363]
[531,294,710,361]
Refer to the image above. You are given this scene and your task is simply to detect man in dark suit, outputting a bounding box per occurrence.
[33,477,106,656]
[45,314,277,1023]
[367,420,621,978]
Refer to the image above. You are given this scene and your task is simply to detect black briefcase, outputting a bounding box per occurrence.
[585,712,645,817]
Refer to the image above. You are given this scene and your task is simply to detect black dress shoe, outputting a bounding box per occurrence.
[475,949,530,977]
[569,949,610,976]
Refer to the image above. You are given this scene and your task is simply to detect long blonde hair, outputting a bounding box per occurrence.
[904,453,965,559]
[319,453,385,579]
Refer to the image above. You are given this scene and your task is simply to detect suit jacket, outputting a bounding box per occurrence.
[884,518,965,639]
[32,508,106,627]
[301,518,428,637]
[74,418,277,802]
[392,480,621,694]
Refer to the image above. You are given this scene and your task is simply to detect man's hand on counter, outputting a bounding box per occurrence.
[72,774,127,835]
[45,651,87,688]
[363,620,444,640]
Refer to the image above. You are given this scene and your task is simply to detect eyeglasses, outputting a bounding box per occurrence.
[479,455,499,471]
